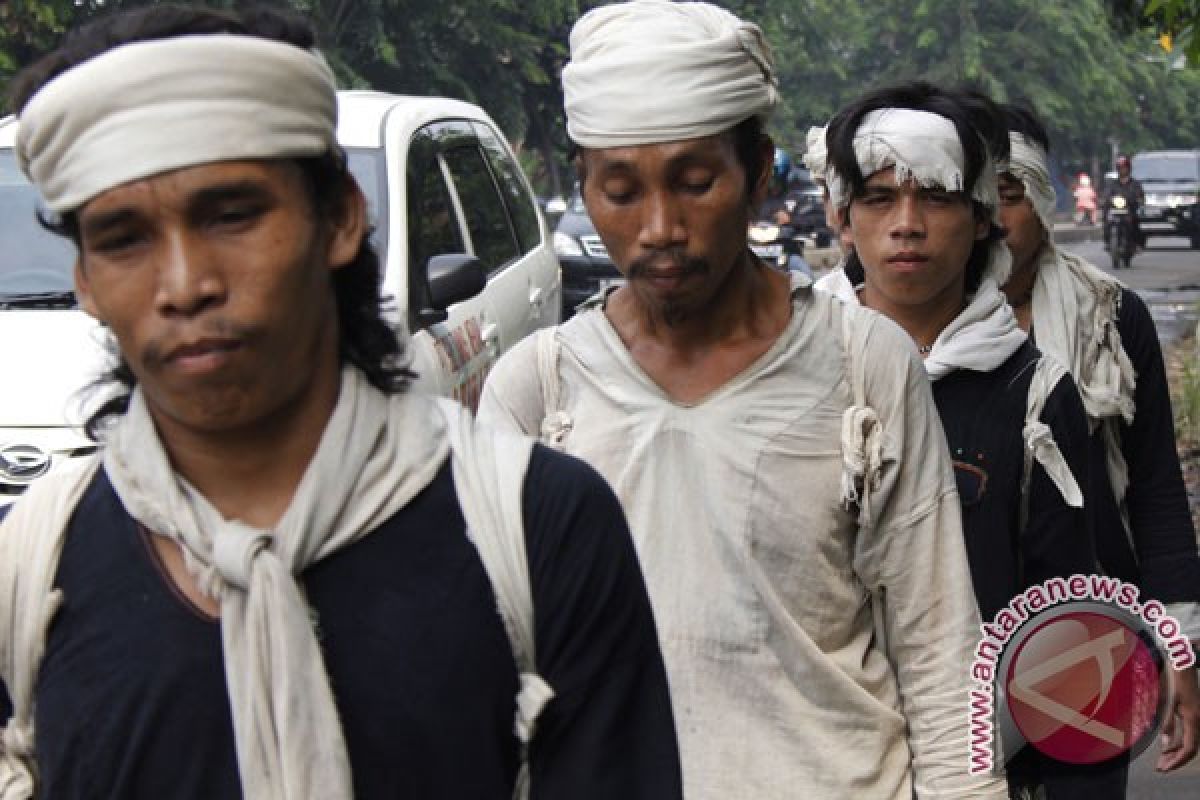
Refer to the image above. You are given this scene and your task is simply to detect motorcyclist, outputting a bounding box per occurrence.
[1102,154,1146,249]
[1073,173,1097,226]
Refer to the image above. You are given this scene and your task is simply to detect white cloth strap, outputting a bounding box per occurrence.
[1020,356,1084,530]
[17,34,337,212]
[440,399,552,800]
[0,456,100,798]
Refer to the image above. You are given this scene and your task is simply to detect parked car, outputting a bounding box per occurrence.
[553,189,622,317]
[1131,150,1200,248]
[0,90,560,504]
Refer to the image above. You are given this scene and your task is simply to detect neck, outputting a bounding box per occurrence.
[150,360,343,529]
[1002,242,1045,310]
[859,274,965,353]
[612,251,790,352]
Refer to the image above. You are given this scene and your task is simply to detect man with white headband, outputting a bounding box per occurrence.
[0,5,683,798]
[998,104,1200,791]
[481,2,1006,797]
[817,82,1098,797]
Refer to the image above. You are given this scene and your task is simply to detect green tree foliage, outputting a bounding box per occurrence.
[1,0,1197,194]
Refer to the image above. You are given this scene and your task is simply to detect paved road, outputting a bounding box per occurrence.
[1061,231,1200,797]
[1061,234,1200,344]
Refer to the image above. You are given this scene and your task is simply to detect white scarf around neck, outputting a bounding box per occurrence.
[101,367,449,799]
[815,267,1025,381]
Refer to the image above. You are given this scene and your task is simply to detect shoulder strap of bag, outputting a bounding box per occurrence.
[535,328,572,448]
[438,400,553,800]
[0,455,100,799]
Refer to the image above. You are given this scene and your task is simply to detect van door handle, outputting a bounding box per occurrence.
[529,287,544,307]
[482,323,500,356]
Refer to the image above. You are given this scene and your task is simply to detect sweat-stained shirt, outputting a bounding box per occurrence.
[478,283,1009,800]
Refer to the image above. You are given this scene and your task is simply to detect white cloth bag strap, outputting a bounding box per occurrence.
[1020,356,1084,532]
[438,400,554,800]
[536,327,572,448]
[836,301,886,528]
[0,455,100,799]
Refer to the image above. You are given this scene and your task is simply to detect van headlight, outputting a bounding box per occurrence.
[553,231,584,257]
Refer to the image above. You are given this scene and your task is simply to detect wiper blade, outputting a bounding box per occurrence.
[0,291,77,309]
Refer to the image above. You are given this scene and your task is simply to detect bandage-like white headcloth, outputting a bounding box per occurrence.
[1001,132,1056,234]
[562,0,779,148]
[17,34,338,212]
[802,124,829,182]
[829,106,1009,285]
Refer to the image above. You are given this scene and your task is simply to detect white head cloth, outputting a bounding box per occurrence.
[101,367,449,800]
[17,34,337,212]
[1002,133,1056,233]
[802,124,829,182]
[561,0,779,148]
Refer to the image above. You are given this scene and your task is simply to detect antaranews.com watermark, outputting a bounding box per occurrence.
[968,573,1196,775]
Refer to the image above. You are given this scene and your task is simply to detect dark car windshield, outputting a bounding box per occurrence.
[0,146,387,304]
[1132,154,1200,183]
[0,148,77,300]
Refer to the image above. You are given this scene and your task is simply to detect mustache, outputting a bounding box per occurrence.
[627,248,709,280]
[142,318,254,368]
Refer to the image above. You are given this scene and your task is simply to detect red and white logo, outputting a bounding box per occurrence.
[1000,604,1168,765]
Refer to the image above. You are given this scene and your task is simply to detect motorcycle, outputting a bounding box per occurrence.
[748,219,812,277]
[1104,195,1136,270]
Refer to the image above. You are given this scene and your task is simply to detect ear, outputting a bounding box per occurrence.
[74,259,101,319]
[326,179,368,271]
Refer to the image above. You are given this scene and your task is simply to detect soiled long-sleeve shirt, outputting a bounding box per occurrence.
[480,285,1008,799]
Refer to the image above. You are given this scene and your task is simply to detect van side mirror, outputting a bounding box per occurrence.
[416,253,487,327]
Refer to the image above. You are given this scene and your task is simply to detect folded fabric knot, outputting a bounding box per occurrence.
[539,410,574,447]
[212,523,274,590]
[514,672,556,744]
[840,405,884,524]
[1023,421,1083,508]
[0,722,32,758]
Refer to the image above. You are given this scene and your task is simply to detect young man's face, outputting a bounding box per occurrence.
[579,132,767,322]
[997,173,1045,275]
[848,167,988,309]
[73,159,363,435]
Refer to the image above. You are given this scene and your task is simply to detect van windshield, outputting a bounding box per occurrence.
[0,149,77,302]
[0,146,387,304]
[1133,154,1200,183]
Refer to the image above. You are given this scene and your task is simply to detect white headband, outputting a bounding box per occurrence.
[1001,133,1056,235]
[562,0,779,148]
[826,107,999,212]
[17,34,338,212]
[831,107,1010,286]
[802,124,829,182]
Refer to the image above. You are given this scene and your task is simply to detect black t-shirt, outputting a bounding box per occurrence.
[2,445,682,799]
[932,341,1096,621]
[1079,289,1200,603]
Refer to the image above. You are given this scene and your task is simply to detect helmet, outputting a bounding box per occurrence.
[1116,154,1131,170]
[773,148,792,183]
[1079,174,1091,187]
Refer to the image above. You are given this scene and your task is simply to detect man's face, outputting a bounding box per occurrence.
[847,167,987,309]
[74,159,363,436]
[997,173,1045,275]
[579,133,765,322]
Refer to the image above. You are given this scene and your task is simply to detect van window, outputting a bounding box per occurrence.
[441,144,520,276]
[0,150,76,300]
[473,123,541,254]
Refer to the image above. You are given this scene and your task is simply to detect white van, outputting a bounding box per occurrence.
[0,90,561,504]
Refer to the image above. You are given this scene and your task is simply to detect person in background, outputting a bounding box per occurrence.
[816,81,1096,796]
[481,3,1007,798]
[998,102,1200,794]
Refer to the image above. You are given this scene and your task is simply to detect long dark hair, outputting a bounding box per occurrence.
[11,4,414,440]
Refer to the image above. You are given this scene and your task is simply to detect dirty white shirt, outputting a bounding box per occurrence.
[478,285,1006,799]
